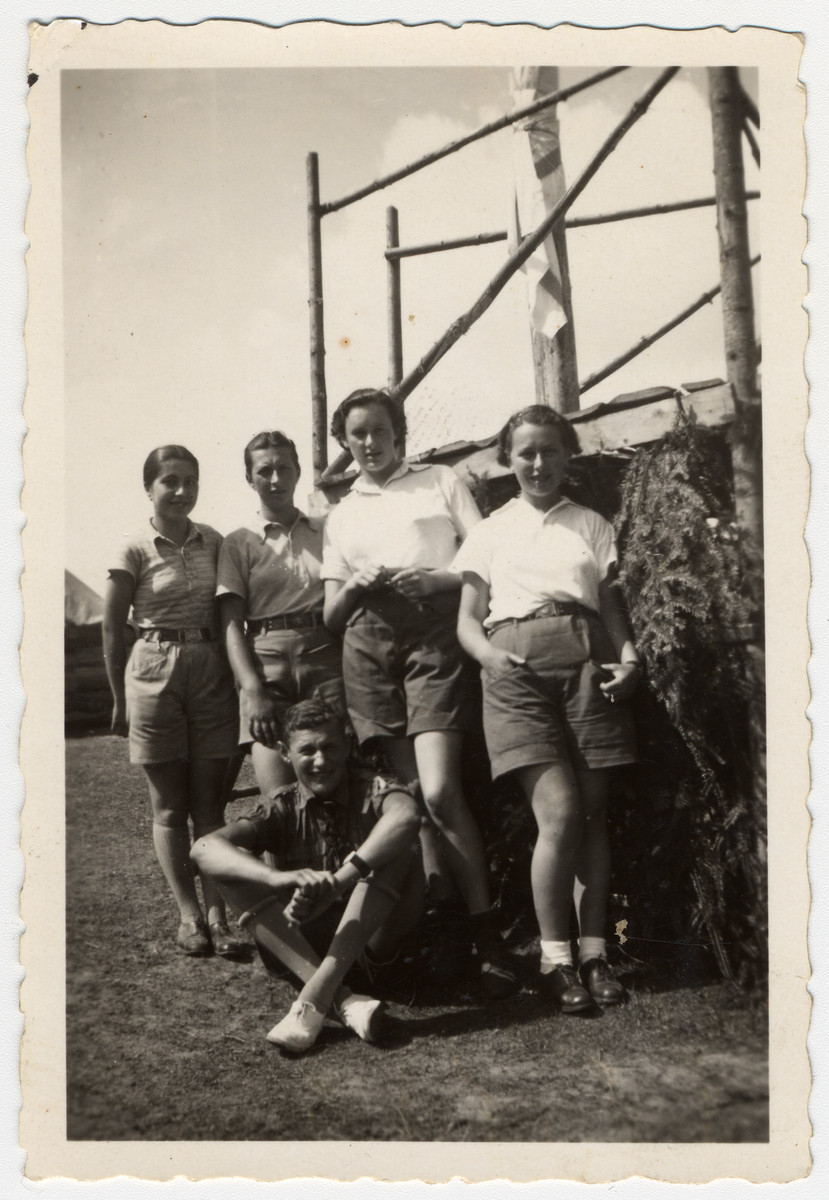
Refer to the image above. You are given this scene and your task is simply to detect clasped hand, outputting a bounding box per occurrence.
[283,869,341,926]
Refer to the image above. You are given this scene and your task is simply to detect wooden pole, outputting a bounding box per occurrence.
[386,206,403,388]
[578,255,760,395]
[512,66,579,413]
[392,67,679,405]
[384,192,760,259]
[708,66,765,794]
[321,67,629,215]
[307,152,328,480]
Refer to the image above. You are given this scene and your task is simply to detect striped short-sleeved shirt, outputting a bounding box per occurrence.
[111,520,223,633]
[242,767,410,873]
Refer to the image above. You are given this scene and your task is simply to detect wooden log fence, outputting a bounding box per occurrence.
[321,67,679,481]
[320,66,628,216]
[389,68,679,405]
[578,254,760,396]
[384,192,760,259]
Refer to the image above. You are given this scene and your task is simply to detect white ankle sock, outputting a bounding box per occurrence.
[540,939,573,970]
[578,936,606,963]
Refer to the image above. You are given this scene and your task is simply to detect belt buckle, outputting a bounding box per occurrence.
[183,629,201,644]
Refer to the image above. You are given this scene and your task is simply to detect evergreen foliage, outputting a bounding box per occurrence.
[613,412,766,988]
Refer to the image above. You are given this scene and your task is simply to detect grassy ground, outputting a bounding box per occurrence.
[65,734,769,1143]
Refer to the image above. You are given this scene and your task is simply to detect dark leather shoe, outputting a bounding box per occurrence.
[580,957,626,1006]
[176,919,211,956]
[209,921,244,958]
[540,964,594,1013]
[478,953,520,1001]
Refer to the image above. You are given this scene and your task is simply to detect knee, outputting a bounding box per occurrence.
[535,803,582,849]
[421,782,462,831]
[152,806,189,830]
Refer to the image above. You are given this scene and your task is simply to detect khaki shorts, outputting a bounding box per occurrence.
[481,612,637,779]
[342,590,475,745]
[240,625,346,744]
[125,638,239,765]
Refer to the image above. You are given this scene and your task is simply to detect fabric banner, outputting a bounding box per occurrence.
[509,65,568,339]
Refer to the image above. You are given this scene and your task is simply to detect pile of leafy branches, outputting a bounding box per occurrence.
[612,413,766,988]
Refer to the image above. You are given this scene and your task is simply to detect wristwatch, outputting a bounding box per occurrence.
[343,851,372,878]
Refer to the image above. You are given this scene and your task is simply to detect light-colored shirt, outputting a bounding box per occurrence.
[110,520,223,633]
[453,496,617,626]
[216,512,325,619]
[321,460,481,582]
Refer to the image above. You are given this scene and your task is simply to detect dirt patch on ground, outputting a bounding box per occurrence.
[65,735,768,1143]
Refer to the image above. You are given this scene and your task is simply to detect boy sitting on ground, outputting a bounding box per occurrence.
[191,699,423,1053]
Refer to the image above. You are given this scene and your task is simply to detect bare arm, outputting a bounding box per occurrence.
[285,789,421,924]
[219,593,281,748]
[457,574,525,675]
[102,572,134,737]
[323,566,386,636]
[191,820,331,893]
[596,569,641,700]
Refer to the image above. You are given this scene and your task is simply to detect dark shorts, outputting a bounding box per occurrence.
[342,590,474,745]
[240,626,346,744]
[481,612,637,779]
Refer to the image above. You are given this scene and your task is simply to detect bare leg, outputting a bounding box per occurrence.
[143,761,203,923]
[383,737,453,902]
[214,878,325,983]
[299,856,412,1013]
[412,730,490,915]
[572,768,611,940]
[189,757,232,926]
[514,760,583,942]
[251,741,294,798]
[250,742,295,871]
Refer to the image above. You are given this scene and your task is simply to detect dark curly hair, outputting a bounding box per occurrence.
[281,698,345,741]
[496,404,581,467]
[330,387,407,450]
[243,430,300,479]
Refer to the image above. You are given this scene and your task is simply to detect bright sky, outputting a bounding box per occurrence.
[62,66,760,593]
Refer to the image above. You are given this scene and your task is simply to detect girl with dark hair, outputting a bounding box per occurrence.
[456,405,640,1012]
[321,389,517,999]
[217,430,345,801]
[103,445,241,957]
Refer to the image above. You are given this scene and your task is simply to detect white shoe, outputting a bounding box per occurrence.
[266,999,327,1053]
[334,992,387,1043]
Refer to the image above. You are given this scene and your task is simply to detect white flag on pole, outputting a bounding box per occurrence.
[509,66,568,339]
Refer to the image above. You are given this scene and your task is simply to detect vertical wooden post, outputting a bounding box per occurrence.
[533,223,579,412]
[708,68,763,556]
[708,67,765,792]
[512,66,580,414]
[307,152,328,479]
[386,206,404,388]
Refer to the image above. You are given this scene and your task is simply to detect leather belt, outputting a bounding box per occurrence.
[487,600,595,637]
[139,627,216,643]
[247,610,326,634]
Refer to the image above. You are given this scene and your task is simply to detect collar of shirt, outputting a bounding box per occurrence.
[252,509,313,542]
[295,776,350,812]
[350,459,431,495]
[149,518,203,548]
[514,494,573,523]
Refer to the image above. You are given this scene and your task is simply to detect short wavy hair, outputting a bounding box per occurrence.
[142,445,199,490]
[281,698,344,741]
[330,387,407,450]
[243,430,300,478]
[496,405,581,467]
